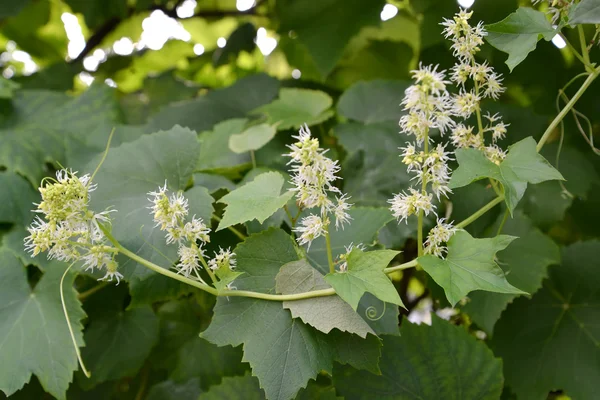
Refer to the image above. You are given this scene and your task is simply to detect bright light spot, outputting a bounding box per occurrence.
[140,10,191,51]
[380,4,398,21]
[256,27,277,56]
[105,78,117,88]
[236,0,255,11]
[292,69,301,79]
[113,37,134,56]
[93,49,107,62]
[457,0,475,8]
[78,72,95,86]
[217,37,227,48]
[83,56,99,71]
[552,34,567,49]
[193,43,205,55]
[11,50,38,75]
[6,41,16,52]
[177,0,196,18]
[61,12,86,60]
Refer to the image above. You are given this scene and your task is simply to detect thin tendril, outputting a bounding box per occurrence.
[60,262,91,378]
[365,302,387,321]
[89,127,116,186]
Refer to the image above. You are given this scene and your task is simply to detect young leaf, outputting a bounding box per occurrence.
[569,0,600,24]
[275,260,375,337]
[229,123,277,153]
[252,88,333,130]
[462,211,560,334]
[485,7,556,70]
[0,250,86,400]
[78,306,160,389]
[334,316,504,400]
[324,249,404,310]
[449,137,564,214]
[492,241,600,400]
[419,230,526,306]
[217,172,294,231]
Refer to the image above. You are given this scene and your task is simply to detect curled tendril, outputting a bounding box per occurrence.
[365,302,387,321]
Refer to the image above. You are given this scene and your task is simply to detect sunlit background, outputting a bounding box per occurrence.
[0,0,567,91]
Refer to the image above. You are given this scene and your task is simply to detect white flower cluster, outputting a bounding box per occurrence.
[24,169,122,283]
[148,183,235,281]
[424,218,457,258]
[442,9,509,165]
[286,124,353,248]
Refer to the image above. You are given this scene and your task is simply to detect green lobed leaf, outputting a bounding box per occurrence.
[485,7,556,71]
[252,88,333,130]
[276,0,386,77]
[86,126,206,281]
[0,250,86,400]
[275,260,375,337]
[146,378,202,400]
[78,306,159,389]
[492,241,600,400]
[217,172,294,231]
[462,211,560,334]
[334,316,504,400]
[307,207,394,274]
[324,249,404,310]
[569,0,600,24]
[418,230,526,307]
[197,118,251,179]
[229,123,277,154]
[449,137,564,214]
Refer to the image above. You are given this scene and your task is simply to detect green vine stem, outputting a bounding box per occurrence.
[98,223,418,302]
[456,195,504,229]
[325,228,335,274]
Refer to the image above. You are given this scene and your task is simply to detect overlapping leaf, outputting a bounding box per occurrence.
[419,230,526,306]
[449,137,564,214]
[569,0,600,24]
[229,123,277,153]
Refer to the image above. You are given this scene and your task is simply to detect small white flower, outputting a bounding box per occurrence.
[333,194,353,230]
[388,188,436,223]
[484,145,506,165]
[294,215,327,248]
[452,90,480,119]
[176,245,200,277]
[99,261,124,284]
[208,247,236,271]
[424,218,457,258]
[336,242,366,272]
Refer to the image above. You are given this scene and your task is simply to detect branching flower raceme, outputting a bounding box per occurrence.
[285,124,353,248]
[148,183,236,283]
[390,10,513,258]
[24,169,123,283]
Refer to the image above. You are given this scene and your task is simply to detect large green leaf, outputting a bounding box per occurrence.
[324,249,403,310]
[276,0,386,77]
[462,211,560,334]
[275,260,375,337]
[198,375,265,400]
[337,80,409,124]
[0,250,85,400]
[197,118,251,178]
[307,207,394,274]
[217,172,293,231]
[229,123,277,153]
[334,316,504,400]
[78,306,159,389]
[418,230,525,306]
[485,7,556,70]
[201,228,333,400]
[0,85,119,184]
[252,88,333,130]
[569,0,600,24]
[492,241,600,400]
[86,126,203,280]
[449,137,564,214]
[0,172,37,225]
